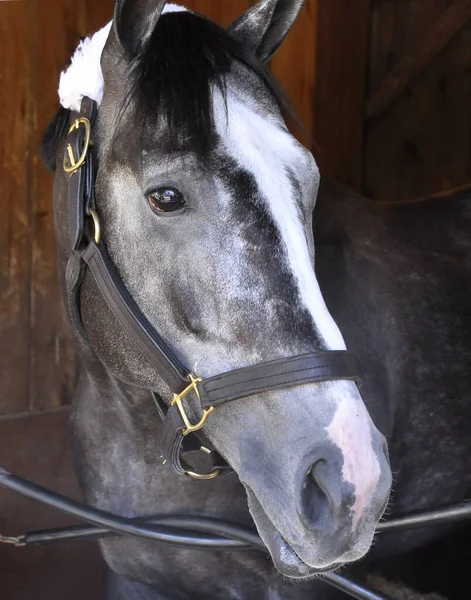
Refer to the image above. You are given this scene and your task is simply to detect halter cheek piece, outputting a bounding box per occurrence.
[64,97,360,480]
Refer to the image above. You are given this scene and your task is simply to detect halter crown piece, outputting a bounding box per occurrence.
[60,9,360,480]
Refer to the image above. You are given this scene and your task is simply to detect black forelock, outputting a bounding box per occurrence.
[120,11,291,156]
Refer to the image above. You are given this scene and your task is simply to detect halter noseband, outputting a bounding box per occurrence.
[63,97,360,480]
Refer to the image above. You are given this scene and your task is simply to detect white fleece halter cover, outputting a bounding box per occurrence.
[58,4,187,111]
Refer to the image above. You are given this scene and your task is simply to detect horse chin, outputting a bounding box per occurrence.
[269,531,344,579]
[245,486,344,579]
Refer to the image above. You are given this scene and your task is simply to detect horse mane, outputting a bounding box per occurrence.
[121,11,291,155]
[41,11,294,172]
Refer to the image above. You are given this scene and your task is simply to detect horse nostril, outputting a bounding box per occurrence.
[300,459,338,532]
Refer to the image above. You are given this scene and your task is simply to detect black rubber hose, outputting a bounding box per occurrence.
[22,499,471,547]
[376,502,471,532]
[0,469,392,600]
[0,469,262,549]
[324,574,393,600]
[24,518,252,550]
[21,499,471,546]
[5,474,470,597]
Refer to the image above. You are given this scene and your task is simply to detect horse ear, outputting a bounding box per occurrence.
[113,0,167,56]
[227,0,304,63]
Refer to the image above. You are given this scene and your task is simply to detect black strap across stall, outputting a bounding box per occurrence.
[63,96,360,479]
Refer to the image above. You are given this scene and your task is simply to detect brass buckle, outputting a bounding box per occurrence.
[186,446,221,480]
[171,374,214,436]
[63,117,92,174]
[88,209,101,245]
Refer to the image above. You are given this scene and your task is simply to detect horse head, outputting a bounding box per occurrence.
[47,0,392,579]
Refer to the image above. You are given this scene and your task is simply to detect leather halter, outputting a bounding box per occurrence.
[63,97,360,480]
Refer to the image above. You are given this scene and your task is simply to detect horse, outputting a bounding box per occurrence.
[315,179,471,597]
[40,0,469,597]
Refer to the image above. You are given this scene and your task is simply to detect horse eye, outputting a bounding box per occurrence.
[148,188,185,213]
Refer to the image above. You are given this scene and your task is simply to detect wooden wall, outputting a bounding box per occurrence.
[0,0,116,417]
[364,0,471,201]
[313,0,372,191]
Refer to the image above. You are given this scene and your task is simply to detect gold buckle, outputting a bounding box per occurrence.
[63,117,92,174]
[171,374,214,436]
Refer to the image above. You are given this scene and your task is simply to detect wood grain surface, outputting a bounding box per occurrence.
[365,0,471,201]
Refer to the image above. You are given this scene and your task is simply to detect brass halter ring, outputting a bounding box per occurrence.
[187,469,220,480]
[186,446,221,480]
[88,209,101,245]
[63,117,92,175]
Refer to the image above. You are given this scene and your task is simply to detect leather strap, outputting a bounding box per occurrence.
[65,98,98,342]
[67,97,98,253]
[82,241,190,394]
[159,351,359,470]
[200,351,358,408]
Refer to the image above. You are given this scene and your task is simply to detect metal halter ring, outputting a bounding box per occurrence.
[171,374,214,436]
[186,447,221,480]
[88,209,101,245]
[63,117,92,174]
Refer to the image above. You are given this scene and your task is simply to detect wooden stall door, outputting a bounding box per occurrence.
[365,0,471,201]
[0,0,115,417]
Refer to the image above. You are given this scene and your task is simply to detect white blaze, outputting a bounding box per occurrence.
[326,386,381,528]
[214,94,382,526]
[214,91,346,350]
